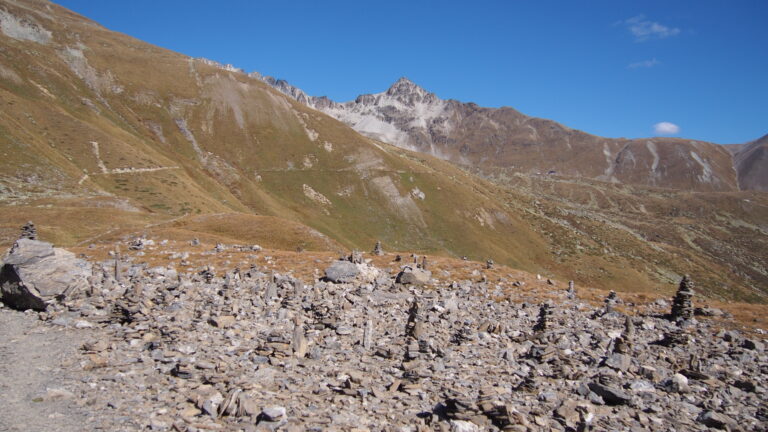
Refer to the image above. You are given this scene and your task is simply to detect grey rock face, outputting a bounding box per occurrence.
[324,260,360,283]
[0,239,90,311]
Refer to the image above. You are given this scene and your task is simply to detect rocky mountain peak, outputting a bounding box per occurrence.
[387,76,419,93]
[385,77,432,101]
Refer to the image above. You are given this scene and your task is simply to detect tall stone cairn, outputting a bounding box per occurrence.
[372,241,384,256]
[405,299,420,339]
[671,275,695,321]
[614,316,635,354]
[19,221,37,240]
[566,280,576,299]
[533,302,554,333]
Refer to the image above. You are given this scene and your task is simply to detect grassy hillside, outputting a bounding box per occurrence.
[0,0,765,302]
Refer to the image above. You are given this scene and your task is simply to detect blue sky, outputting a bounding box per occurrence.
[57,0,767,144]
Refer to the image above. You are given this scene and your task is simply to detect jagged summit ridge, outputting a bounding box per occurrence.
[263,75,745,192]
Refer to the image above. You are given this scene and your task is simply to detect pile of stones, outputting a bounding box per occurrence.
[0,234,766,431]
[671,275,695,322]
[19,221,37,240]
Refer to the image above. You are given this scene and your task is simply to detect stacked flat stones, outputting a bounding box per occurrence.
[19,221,37,240]
[533,302,554,333]
[372,241,384,256]
[670,275,695,321]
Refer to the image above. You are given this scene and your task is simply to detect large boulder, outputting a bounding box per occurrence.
[396,265,431,286]
[0,239,91,311]
[324,260,360,283]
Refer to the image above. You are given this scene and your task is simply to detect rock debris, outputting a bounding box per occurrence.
[0,240,766,431]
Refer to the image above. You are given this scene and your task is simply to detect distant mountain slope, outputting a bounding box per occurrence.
[0,0,765,301]
[264,76,740,192]
[733,134,768,192]
[0,0,559,276]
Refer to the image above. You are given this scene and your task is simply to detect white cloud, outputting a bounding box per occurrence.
[654,122,680,135]
[623,15,680,41]
[628,58,660,69]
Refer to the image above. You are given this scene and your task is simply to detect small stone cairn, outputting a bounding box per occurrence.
[614,316,635,354]
[604,291,618,314]
[348,250,363,264]
[199,266,215,284]
[372,241,384,256]
[566,280,576,299]
[19,221,37,240]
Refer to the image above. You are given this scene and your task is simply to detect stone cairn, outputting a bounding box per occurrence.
[658,328,690,347]
[486,259,494,270]
[199,266,215,284]
[533,302,554,333]
[670,275,695,321]
[372,240,384,256]
[604,291,618,314]
[420,256,428,271]
[19,221,37,240]
[614,316,635,354]
[128,236,146,251]
[566,280,576,299]
[348,250,364,264]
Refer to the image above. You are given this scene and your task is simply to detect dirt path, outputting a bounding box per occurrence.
[0,308,101,432]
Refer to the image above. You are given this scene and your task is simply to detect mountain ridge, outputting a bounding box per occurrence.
[262,75,765,193]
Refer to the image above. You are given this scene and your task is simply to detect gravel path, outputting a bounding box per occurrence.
[0,308,100,432]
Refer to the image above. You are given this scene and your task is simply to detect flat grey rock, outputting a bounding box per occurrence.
[1,239,91,311]
[324,260,359,283]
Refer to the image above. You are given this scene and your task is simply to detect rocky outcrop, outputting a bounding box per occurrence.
[0,239,91,311]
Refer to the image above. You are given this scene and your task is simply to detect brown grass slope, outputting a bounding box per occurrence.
[0,0,764,301]
[733,134,768,192]
[441,102,739,192]
[0,0,545,273]
[478,169,768,302]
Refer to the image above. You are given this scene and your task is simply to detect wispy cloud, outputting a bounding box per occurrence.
[627,58,661,69]
[622,15,680,41]
[654,122,680,135]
